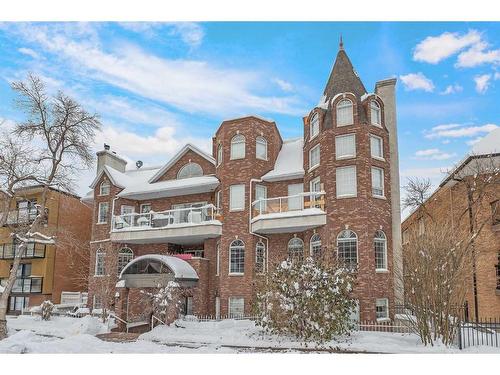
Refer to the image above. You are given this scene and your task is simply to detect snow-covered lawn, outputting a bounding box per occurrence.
[0,315,498,353]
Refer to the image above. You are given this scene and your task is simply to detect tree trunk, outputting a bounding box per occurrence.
[0,318,7,340]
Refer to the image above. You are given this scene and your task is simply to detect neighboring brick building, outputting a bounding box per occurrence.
[402,129,500,320]
[87,41,402,328]
[0,186,92,313]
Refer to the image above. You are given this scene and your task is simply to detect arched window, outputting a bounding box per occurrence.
[217,143,223,166]
[255,241,266,273]
[230,134,246,160]
[229,239,245,274]
[374,230,387,271]
[117,247,133,275]
[310,113,319,139]
[370,100,381,126]
[310,234,322,258]
[337,230,358,268]
[256,136,268,160]
[95,248,105,276]
[336,99,353,126]
[288,237,304,261]
[177,162,203,179]
[99,180,110,196]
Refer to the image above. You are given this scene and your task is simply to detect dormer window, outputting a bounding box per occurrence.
[99,181,110,196]
[336,99,353,126]
[230,134,246,160]
[177,162,203,179]
[256,136,267,160]
[370,100,381,126]
[310,113,319,140]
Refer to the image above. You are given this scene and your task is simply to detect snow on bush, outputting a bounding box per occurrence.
[141,281,181,324]
[40,300,55,321]
[255,256,356,345]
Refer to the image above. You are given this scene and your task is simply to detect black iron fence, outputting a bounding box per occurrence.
[458,318,500,349]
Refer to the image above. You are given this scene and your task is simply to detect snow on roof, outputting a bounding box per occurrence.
[262,138,304,182]
[119,254,199,281]
[472,127,500,155]
[222,115,275,123]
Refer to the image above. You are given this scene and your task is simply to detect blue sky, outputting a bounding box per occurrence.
[0,22,499,197]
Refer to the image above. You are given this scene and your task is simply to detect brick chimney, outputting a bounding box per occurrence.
[96,144,127,174]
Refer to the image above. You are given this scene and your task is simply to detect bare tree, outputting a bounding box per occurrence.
[0,73,100,339]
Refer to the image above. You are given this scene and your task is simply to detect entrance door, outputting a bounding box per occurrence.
[287,184,303,211]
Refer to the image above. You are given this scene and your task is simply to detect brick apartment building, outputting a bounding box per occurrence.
[0,186,92,313]
[87,41,403,328]
[402,129,500,320]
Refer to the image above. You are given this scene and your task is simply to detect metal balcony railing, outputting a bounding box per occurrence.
[251,191,326,218]
[112,204,219,231]
[0,243,46,259]
[1,208,40,225]
[0,277,43,293]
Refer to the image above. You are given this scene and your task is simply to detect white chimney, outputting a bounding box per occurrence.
[96,144,127,174]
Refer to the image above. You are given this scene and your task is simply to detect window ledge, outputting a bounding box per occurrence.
[376,269,389,273]
[310,133,319,142]
[308,164,320,173]
[376,318,391,323]
[372,156,385,162]
[371,124,383,128]
[230,157,245,161]
[336,194,357,199]
[96,222,108,225]
[336,155,356,161]
[228,273,244,277]
[229,208,245,213]
[373,195,386,200]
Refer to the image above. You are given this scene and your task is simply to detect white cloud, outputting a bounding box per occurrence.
[413,30,481,64]
[466,137,483,146]
[440,83,463,95]
[413,148,456,160]
[495,72,500,80]
[273,78,294,93]
[5,23,303,117]
[424,123,498,139]
[399,72,435,92]
[18,47,40,59]
[474,74,492,94]
[456,41,500,68]
[169,23,204,48]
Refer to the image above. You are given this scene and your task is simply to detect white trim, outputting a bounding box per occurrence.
[370,134,384,160]
[216,242,220,276]
[97,202,109,224]
[376,298,390,321]
[309,113,319,141]
[336,165,357,198]
[230,134,246,160]
[371,167,385,198]
[335,133,356,160]
[309,144,320,170]
[90,166,124,189]
[229,184,245,212]
[256,136,268,161]
[229,239,245,275]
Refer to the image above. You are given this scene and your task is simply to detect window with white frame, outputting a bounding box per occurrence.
[117,247,133,275]
[228,297,244,318]
[310,113,319,139]
[370,135,384,159]
[376,298,389,320]
[229,239,245,274]
[288,237,304,261]
[95,249,105,276]
[310,234,322,258]
[335,134,356,159]
[229,184,245,211]
[310,176,321,194]
[177,162,203,179]
[216,242,220,276]
[97,202,109,224]
[336,99,354,126]
[230,134,246,160]
[255,184,267,213]
[370,100,381,126]
[336,166,357,198]
[256,136,268,160]
[216,190,222,212]
[217,143,223,166]
[93,295,102,310]
[99,180,110,196]
[374,230,387,271]
[255,241,265,274]
[371,167,385,197]
[140,203,151,214]
[337,230,358,268]
[309,144,320,170]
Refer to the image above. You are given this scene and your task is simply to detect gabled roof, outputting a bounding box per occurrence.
[148,143,215,184]
[89,165,127,189]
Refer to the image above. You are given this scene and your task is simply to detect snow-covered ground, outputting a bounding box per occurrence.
[0,315,498,353]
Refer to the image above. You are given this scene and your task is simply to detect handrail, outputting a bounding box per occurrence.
[251,191,326,218]
[251,191,325,206]
[151,314,166,329]
[108,312,130,333]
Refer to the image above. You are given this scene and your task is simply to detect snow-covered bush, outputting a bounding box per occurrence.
[40,300,55,321]
[142,281,182,324]
[255,256,356,345]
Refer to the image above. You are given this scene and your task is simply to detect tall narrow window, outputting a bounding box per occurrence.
[495,253,500,290]
[256,136,268,160]
[255,185,267,214]
[374,230,387,271]
[309,144,320,170]
[255,241,265,274]
[370,100,381,126]
[95,249,105,276]
[230,134,246,160]
[336,166,357,198]
[228,297,244,318]
[216,190,222,213]
[370,135,384,159]
[117,247,133,275]
[337,230,358,268]
[229,239,245,274]
[177,162,203,179]
[310,113,319,139]
[335,134,356,159]
[336,99,353,126]
[371,167,384,197]
[99,181,110,196]
[376,298,389,320]
[97,202,109,224]
[229,184,245,211]
[216,242,220,276]
[310,234,322,258]
[288,237,304,261]
[217,143,223,166]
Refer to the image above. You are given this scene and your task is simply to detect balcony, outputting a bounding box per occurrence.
[0,277,43,294]
[1,208,39,226]
[111,204,222,245]
[0,243,46,259]
[251,192,326,234]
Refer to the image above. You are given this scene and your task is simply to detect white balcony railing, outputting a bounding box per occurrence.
[1,208,39,225]
[251,191,326,218]
[112,204,219,232]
